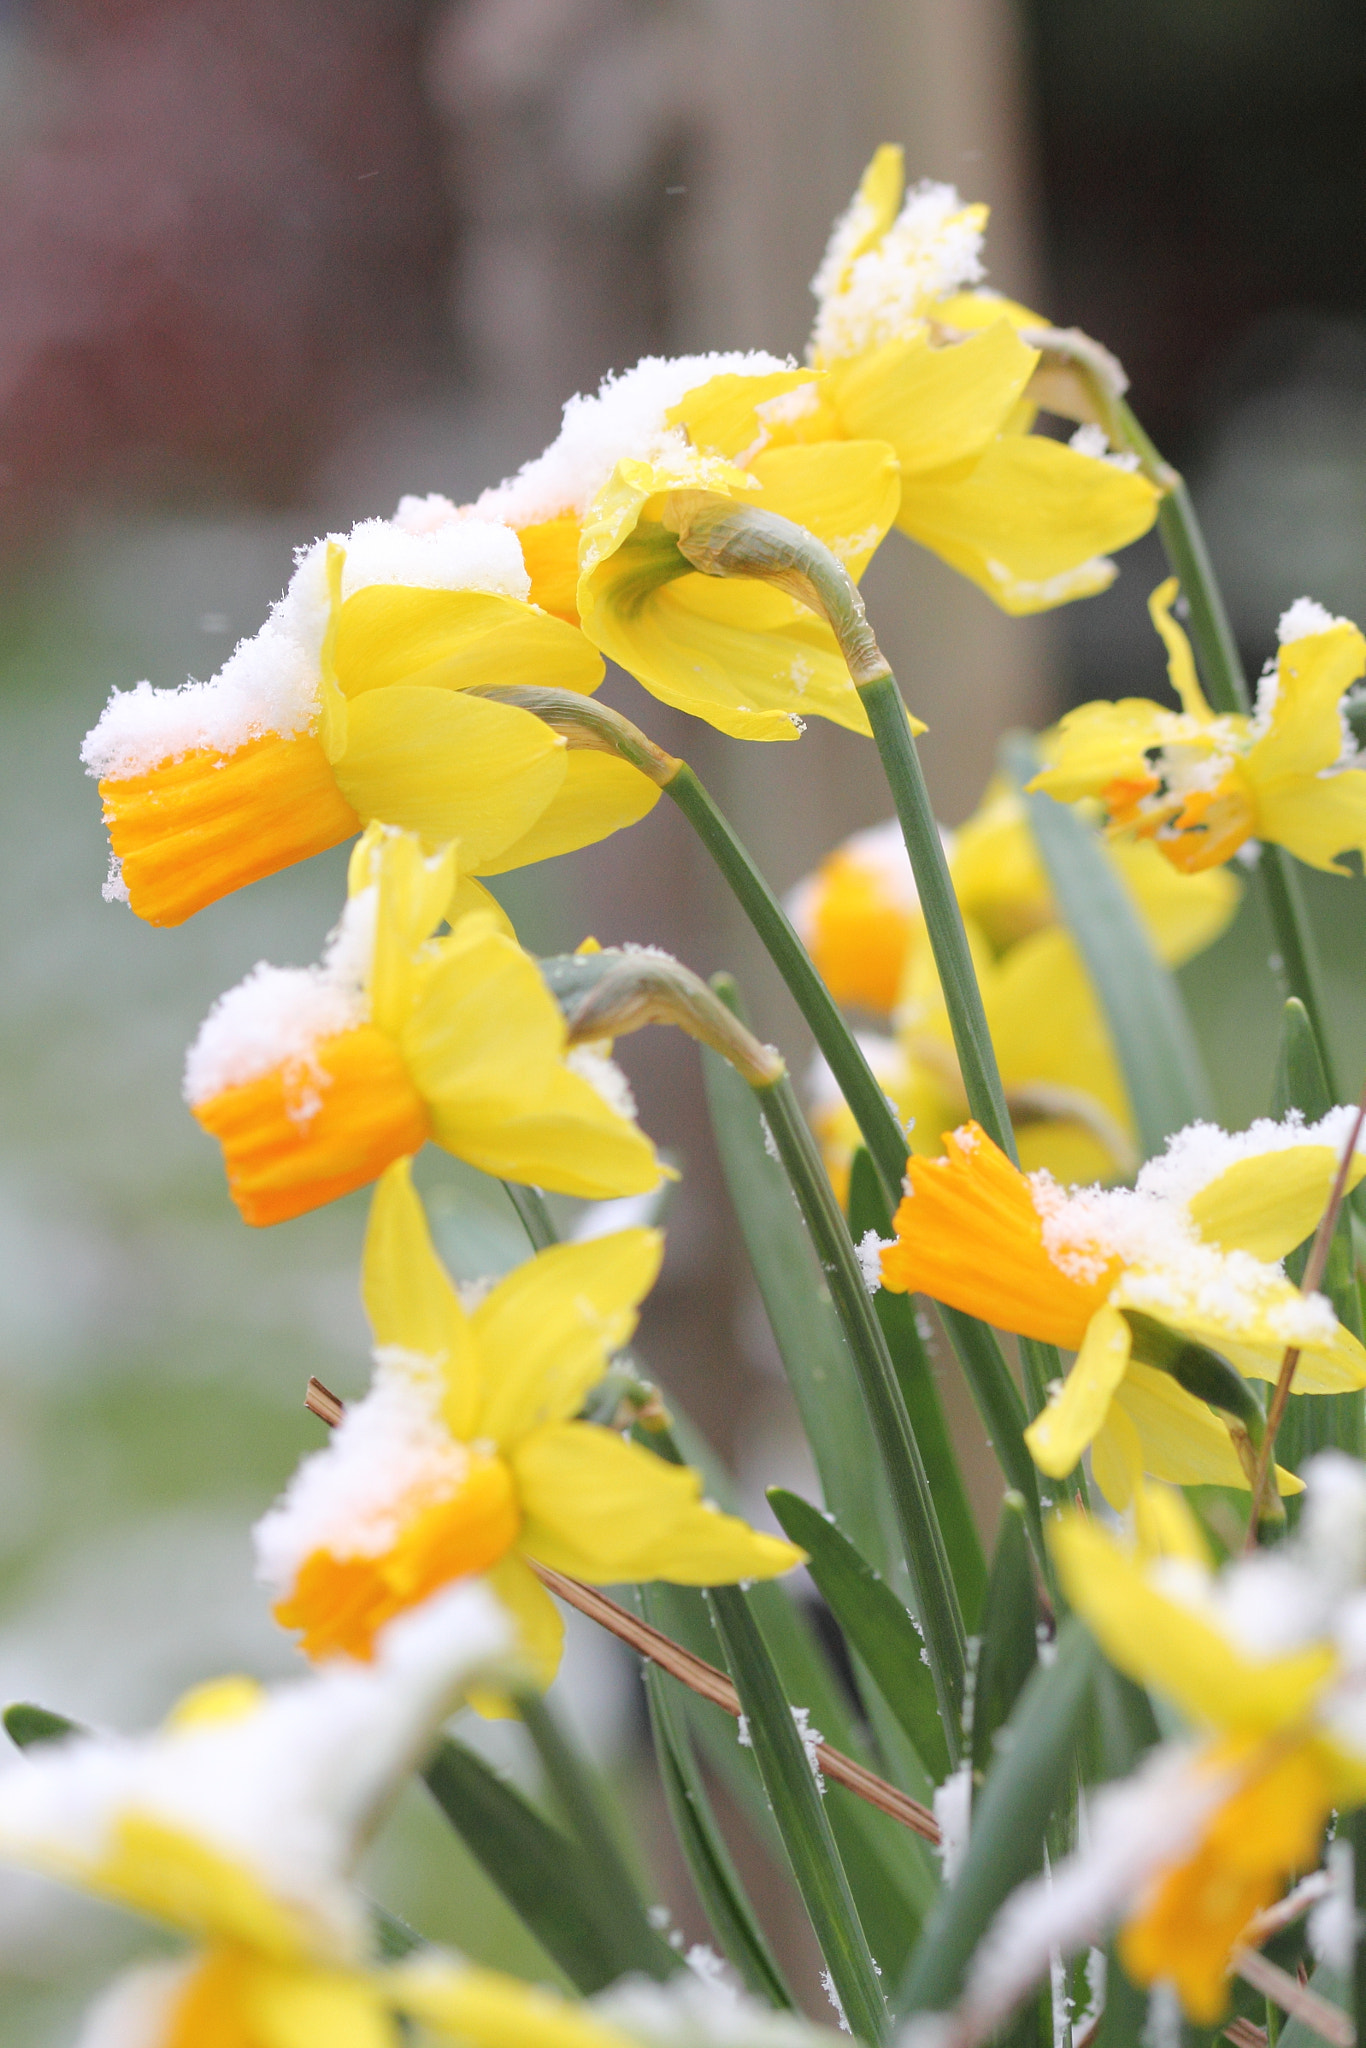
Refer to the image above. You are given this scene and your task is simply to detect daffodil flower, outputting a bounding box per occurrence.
[879,1111,1366,1503]
[773,145,1159,615]
[1033,581,1366,874]
[185,825,660,1225]
[1034,1461,1366,2020]
[792,787,1237,1189]
[82,512,659,927]
[0,1580,646,2048]
[256,1159,801,1692]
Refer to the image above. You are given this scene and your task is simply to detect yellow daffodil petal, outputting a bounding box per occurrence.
[1250,619,1366,781]
[1189,1144,1366,1261]
[333,686,567,867]
[747,437,901,580]
[1026,1304,1132,1479]
[1030,699,1205,804]
[519,517,583,623]
[334,585,603,700]
[1253,766,1366,875]
[948,782,1051,945]
[476,751,661,876]
[384,1956,635,2048]
[478,1552,565,1704]
[1114,1276,1366,1394]
[1109,839,1240,968]
[666,367,819,463]
[987,926,1133,1166]
[472,1229,663,1445]
[1098,1361,1302,1501]
[936,289,1049,333]
[514,1423,801,1584]
[900,435,1159,615]
[245,1963,393,2048]
[820,144,907,304]
[361,1162,480,1435]
[1051,1515,1334,1734]
[448,874,516,940]
[826,321,1039,476]
[97,1816,306,1959]
[355,829,458,1037]
[1149,577,1215,718]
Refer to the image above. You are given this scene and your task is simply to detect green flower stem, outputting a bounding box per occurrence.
[514,1687,672,1964]
[665,761,908,1204]
[754,1071,967,1737]
[857,670,1016,1162]
[1115,398,1340,1095]
[707,1584,889,2043]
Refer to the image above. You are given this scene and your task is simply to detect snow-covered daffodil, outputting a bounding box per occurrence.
[1033,582,1366,874]
[0,1581,642,2048]
[256,1160,801,1692]
[186,825,659,1225]
[1046,1461,1366,2019]
[879,1110,1366,1503]
[794,787,1237,1189]
[460,350,902,741]
[778,146,1160,614]
[83,512,658,927]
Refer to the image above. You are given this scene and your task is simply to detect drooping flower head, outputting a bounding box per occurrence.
[792,786,1237,1190]
[1033,580,1366,874]
[256,1161,801,1690]
[880,1111,1366,1502]
[83,511,658,927]
[185,824,660,1225]
[803,146,1161,614]
[955,1460,1366,2030]
[0,1582,641,2047]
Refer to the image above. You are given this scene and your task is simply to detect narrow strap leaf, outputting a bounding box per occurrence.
[934,1305,1045,1556]
[631,1585,795,2008]
[897,1619,1100,2018]
[708,1584,890,2043]
[1003,729,1214,1157]
[422,1737,679,1991]
[848,1148,988,1623]
[969,1498,1039,1787]
[768,1486,950,1784]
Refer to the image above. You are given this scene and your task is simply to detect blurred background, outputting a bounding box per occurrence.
[1,0,1364,2035]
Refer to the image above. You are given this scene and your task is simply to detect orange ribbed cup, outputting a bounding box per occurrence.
[192,1025,432,1227]
[101,729,361,928]
[881,1121,1118,1348]
[276,1455,521,1661]
[808,852,912,1012]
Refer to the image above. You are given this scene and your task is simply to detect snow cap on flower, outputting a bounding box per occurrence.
[810,155,987,363]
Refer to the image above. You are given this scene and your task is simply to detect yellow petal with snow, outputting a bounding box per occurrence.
[95,1815,307,1960]
[362,1162,480,1437]
[747,437,901,580]
[472,1229,663,1445]
[900,434,1159,614]
[514,1423,802,1584]
[1247,619,1366,782]
[477,750,660,877]
[1099,1360,1301,1501]
[1050,1515,1334,1736]
[246,1963,393,2048]
[467,1552,565,1715]
[826,322,1039,476]
[819,144,907,304]
[1030,698,1200,803]
[666,367,820,462]
[384,1956,636,2048]
[1026,1304,1132,1478]
[334,686,567,866]
[334,585,603,700]
[1109,839,1240,968]
[1189,1144,1366,1262]
[1254,767,1366,874]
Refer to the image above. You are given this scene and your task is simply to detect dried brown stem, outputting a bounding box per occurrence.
[302,1378,940,1844]
[1247,1089,1366,1536]
[1232,1945,1353,2046]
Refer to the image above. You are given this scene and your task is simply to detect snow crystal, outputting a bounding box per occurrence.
[810,180,986,362]
[790,1706,826,1791]
[856,1229,892,1295]
[74,1960,198,2048]
[1135,1106,1365,1215]
[393,491,461,535]
[254,1349,466,1592]
[820,1968,851,2035]
[1278,597,1344,645]
[1309,1843,1355,1972]
[473,352,793,529]
[595,1973,842,2046]
[933,1762,973,1883]
[1068,423,1140,473]
[0,1582,511,1963]
[182,888,376,1105]
[339,515,528,605]
[565,1043,639,1123]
